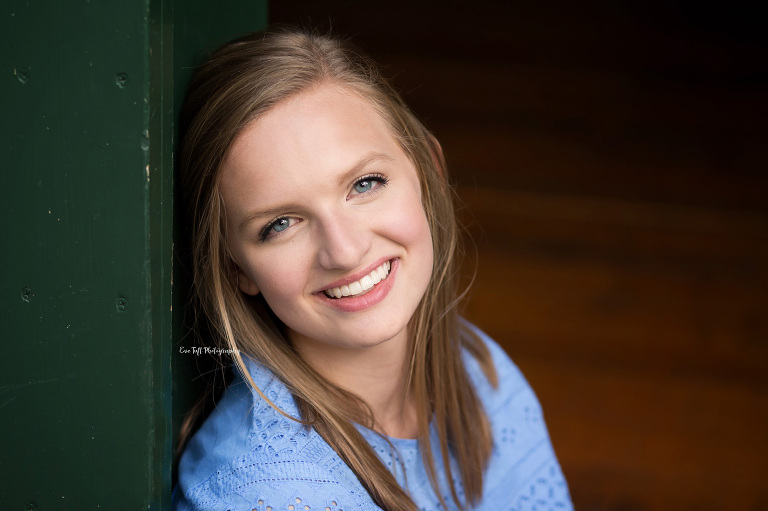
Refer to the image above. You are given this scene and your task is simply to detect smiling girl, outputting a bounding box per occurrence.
[174,29,572,511]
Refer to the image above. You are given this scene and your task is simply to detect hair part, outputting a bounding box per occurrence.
[178,28,497,510]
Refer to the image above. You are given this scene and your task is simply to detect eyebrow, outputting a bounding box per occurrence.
[237,152,394,233]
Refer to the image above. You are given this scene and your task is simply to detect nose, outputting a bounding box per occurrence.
[314,209,372,271]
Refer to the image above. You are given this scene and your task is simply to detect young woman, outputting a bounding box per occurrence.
[174,29,572,511]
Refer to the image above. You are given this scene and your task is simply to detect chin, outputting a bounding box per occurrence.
[306,313,412,351]
[340,322,408,350]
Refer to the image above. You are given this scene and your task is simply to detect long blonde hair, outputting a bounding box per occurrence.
[178,29,497,510]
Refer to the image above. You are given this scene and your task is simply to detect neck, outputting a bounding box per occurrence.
[289,329,418,439]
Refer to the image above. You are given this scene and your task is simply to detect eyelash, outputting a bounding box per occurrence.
[349,173,389,198]
[258,173,389,242]
[258,217,296,242]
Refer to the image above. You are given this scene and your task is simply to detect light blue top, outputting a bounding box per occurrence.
[174,324,573,510]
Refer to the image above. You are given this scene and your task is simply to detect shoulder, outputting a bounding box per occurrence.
[460,318,535,411]
[174,358,382,511]
[459,319,551,446]
[460,320,574,510]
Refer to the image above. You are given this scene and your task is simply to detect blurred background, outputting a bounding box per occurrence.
[271,1,768,509]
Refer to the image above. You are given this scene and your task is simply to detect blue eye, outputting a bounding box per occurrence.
[354,180,374,193]
[350,173,388,198]
[272,218,290,232]
[259,216,297,242]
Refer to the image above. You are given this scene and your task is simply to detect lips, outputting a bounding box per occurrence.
[315,258,399,313]
[323,260,392,298]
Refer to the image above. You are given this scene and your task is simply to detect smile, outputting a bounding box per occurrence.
[323,260,391,299]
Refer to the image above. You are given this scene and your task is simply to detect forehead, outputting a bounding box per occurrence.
[220,84,405,195]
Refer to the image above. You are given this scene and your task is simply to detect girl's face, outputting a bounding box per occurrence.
[220,85,434,354]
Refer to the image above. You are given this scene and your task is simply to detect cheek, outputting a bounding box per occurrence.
[388,193,434,268]
[246,248,310,307]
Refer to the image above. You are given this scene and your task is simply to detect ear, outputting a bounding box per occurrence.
[237,269,260,296]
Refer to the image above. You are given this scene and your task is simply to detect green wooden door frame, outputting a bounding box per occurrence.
[0,1,266,508]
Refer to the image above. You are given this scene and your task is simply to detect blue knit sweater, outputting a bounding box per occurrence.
[174,324,572,510]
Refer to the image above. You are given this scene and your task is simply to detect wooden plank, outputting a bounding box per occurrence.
[0,1,170,507]
[458,187,768,384]
[0,0,266,507]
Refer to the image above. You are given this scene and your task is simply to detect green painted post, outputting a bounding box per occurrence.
[0,1,266,508]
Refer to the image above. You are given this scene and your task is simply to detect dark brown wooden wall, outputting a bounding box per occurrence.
[270,2,768,509]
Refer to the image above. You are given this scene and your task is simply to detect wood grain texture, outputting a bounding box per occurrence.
[456,186,768,508]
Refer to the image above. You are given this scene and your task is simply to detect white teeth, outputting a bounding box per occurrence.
[324,260,392,299]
